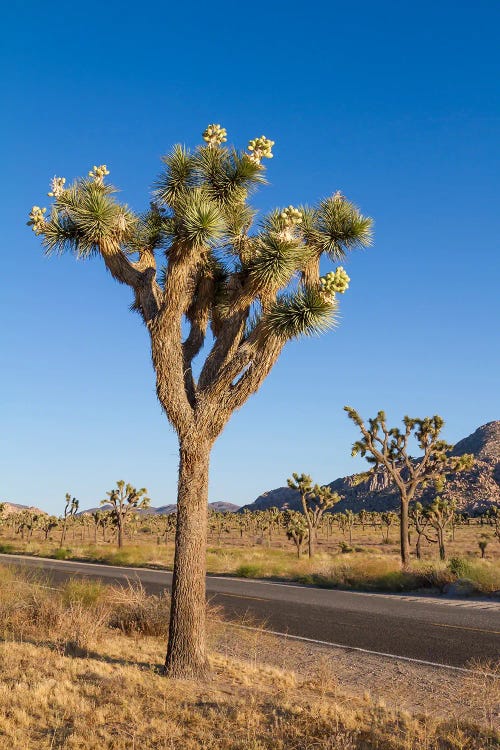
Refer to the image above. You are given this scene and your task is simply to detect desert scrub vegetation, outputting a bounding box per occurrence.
[1,539,499,595]
[0,567,171,651]
[0,567,497,749]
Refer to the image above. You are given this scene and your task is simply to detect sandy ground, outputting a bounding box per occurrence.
[211,619,500,729]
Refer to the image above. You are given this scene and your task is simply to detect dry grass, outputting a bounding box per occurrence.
[2,522,499,596]
[0,566,497,749]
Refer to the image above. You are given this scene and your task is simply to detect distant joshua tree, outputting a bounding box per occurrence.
[344,408,473,567]
[102,481,150,549]
[284,510,309,558]
[29,123,372,678]
[487,506,500,544]
[287,473,341,558]
[39,515,58,541]
[60,494,79,548]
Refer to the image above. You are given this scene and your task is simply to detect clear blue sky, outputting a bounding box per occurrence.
[1,1,499,514]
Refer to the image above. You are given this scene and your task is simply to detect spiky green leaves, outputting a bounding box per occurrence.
[287,472,313,493]
[155,144,265,214]
[248,233,305,291]
[173,188,224,247]
[125,206,167,254]
[155,146,196,206]
[196,146,265,207]
[263,287,338,341]
[301,194,372,260]
[40,179,136,257]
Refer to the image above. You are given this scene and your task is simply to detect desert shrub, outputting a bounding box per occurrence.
[462,560,500,594]
[53,547,72,560]
[107,581,170,637]
[415,563,453,591]
[339,542,354,554]
[0,571,109,652]
[62,578,105,607]
[448,556,473,578]
[235,563,263,578]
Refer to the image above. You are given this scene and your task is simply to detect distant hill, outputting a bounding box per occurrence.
[240,421,500,516]
[0,502,47,516]
[79,501,240,516]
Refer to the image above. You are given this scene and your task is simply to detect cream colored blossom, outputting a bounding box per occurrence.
[47,176,66,198]
[88,164,110,184]
[28,206,47,234]
[247,135,274,163]
[202,124,227,146]
[319,266,350,299]
[116,213,127,233]
[280,205,303,226]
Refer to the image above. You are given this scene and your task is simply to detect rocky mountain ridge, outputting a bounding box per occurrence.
[241,421,500,516]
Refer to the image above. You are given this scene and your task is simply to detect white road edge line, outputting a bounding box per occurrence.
[218,621,500,678]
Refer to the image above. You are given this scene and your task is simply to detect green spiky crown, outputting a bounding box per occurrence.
[28,125,372,343]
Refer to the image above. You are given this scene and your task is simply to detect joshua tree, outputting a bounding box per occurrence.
[487,506,500,544]
[102,481,149,548]
[478,535,489,559]
[343,509,356,544]
[15,509,41,542]
[425,493,457,561]
[39,515,59,541]
[284,510,309,558]
[235,509,251,539]
[265,507,282,544]
[344,408,473,567]
[208,510,230,546]
[358,509,369,531]
[60,493,79,548]
[29,125,372,678]
[380,511,397,544]
[287,473,341,557]
[410,502,432,559]
[91,509,106,543]
[163,513,177,545]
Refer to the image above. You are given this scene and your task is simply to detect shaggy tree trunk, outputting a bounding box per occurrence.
[438,530,446,561]
[400,497,410,568]
[117,521,124,549]
[416,533,422,559]
[165,439,211,679]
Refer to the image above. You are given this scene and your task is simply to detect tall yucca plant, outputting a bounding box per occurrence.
[28,126,373,678]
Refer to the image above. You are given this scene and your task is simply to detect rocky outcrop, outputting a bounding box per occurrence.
[241,421,500,515]
[0,502,47,516]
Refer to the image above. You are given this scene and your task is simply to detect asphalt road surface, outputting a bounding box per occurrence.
[1,553,499,669]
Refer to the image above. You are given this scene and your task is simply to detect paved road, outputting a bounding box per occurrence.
[1,553,499,668]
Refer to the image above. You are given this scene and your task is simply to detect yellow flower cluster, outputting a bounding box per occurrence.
[47,176,66,198]
[88,165,110,184]
[247,135,274,163]
[280,205,303,226]
[202,124,228,146]
[28,206,47,234]
[320,266,350,295]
